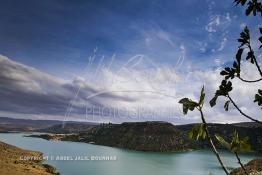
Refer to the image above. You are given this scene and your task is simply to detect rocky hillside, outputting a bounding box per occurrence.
[0,117,97,133]
[17,120,262,152]
[76,122,262,152]
[37,123,96,134]
[77,121,197,152]
[0,141,59,175]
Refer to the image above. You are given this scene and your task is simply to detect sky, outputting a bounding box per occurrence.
[0,0,261,124]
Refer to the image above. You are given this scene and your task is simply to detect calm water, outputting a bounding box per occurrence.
[0,133,260,175]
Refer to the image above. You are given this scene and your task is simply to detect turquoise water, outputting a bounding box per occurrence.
[0,133,260,175]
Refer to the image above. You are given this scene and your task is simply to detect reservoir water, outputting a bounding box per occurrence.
[0,133,260,175]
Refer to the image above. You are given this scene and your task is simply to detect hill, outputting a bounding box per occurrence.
[0,141,59,175]
[36,123,97,134]
[1,117,261,152]
[33,121,262,152]
[0,117,97,133]
[78,121,197,152]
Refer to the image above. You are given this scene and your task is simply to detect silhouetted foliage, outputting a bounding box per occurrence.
[215,131,251,153]
[179,87,230,175]
[234,0,262,16]
[179,0,261,174]
[254,89,262,107]
[210,1,262,123]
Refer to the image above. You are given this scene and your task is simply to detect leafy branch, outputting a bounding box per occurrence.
[215,131,251,175]
[220,26,262,83]
[254,89,262,108]
[228,95,262,123]
[238,76,262,83]
[234,0,262,16]
[179,87,230,175]
[177,1,261,174]
[210,80,262,123]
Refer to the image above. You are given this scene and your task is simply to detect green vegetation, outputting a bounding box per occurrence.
[179,0,262,174]
[42,164,60,175]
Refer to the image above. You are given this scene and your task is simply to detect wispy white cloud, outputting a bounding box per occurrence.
[240,22,246,29]
[199,42,208,53]
[205,15,220,33]
[225,13,231,22]
[217,37,227,51]
[156,30,176,47]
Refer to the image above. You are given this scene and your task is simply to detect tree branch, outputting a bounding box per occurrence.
[227,95,262,124]
[199,108,230,175]
[247,42,262,77]
[253,57,262,77]
[238,76,262,83]
[235,152,249,175]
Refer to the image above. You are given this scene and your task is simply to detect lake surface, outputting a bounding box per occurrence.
[0,133,260,175]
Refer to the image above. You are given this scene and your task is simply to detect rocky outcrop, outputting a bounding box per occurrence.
[230,158,262,175]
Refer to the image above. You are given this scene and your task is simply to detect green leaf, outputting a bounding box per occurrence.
[231,131,251,153]
[188,129,194,139]
[254,89,262,107]
[224,100,230,111]
[188,124,206,140]
[210,95,218,107]
[244,26,249,36]
[236,48,244,63]
[233,61,238,68]
[238,141,251,153]
[215,135,231,149]
[182,105,189,115]
[199,86,205,106]
[234,0,247,6]
[179,98,199,115]
[246,5,253,15]
[216,80,233,97]
[220,66,237,80]
[220,70,227,76]
[179,98,190,104]
[246,51,255,64]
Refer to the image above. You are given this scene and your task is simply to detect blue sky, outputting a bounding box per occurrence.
[0,0,260,78]
[0,0,261,123]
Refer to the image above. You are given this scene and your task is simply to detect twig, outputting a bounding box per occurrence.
[253,56,262,78]
[247,43,262,77]
[238,76,262,83]
[199,108,230,175]
[235,152,249,175]
[227,95,262,124]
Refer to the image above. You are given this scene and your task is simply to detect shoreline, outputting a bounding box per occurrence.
[0,141,59,175]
